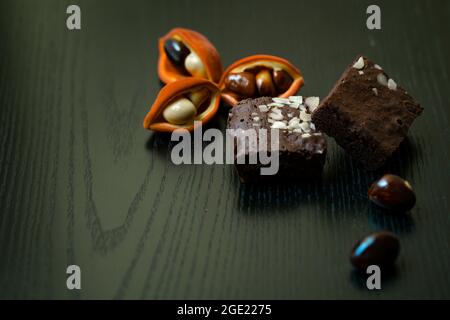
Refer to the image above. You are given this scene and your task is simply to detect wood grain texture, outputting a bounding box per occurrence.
[0,0,450,299]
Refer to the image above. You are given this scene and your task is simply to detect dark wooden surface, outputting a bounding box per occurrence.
[1,0,450,299]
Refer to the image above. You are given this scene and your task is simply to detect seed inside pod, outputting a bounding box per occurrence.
[162,97,197,125]
[224,72,256,97]
[368,174,416,212]
[256,69,277,96]
[350,231,400,271]
[164,38,190,67]
[273,69,293,93]
[185,52,207,78]
[187,87,210,108]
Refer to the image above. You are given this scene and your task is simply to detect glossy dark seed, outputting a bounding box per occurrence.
[368,174,416,212]
[350,231,400,271]
[164,38,191,67]
[256,69,277,96]
[224,72,256,97]
[273,69,293,93]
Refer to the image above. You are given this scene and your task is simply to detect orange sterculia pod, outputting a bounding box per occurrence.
[143,78,221,133]
[158,28,223,84]
[219,54,304,107]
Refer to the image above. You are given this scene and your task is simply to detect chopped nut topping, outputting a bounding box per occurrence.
[302,133,311,138]
[272,97,291,104]
[388,78,397,90]
[377,73,388,87]
[305,97,320,112]
[269,112,284,121]
[300,122,311,132]
[289,96,303,104]
[299,111,312,122]
[271,121,288,129]
[258,105,269,112]
[353,56,365,69]
[268,102,284,108]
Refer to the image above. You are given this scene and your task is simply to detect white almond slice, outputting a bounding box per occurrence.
[372,88,378,96]
[269,112,284,121]
[374,64,382,70]
[288,123,301,130]
[287,113,293,118]
[299,111,312,122]
[387,78,397,90]
[251,112,258,116]
[358,71,364,75]
[309,123,316,131]
[353,56,365,69]
[271,121,287,129]
[258,105,269,112]
[272,97,290,104]
[288,103,299,109]
[268,103,284,108]
[305,97,320,112]
[288,118,301,130]
[293,129,303,134]
[377,73,388,86]
[253,117,260,122]
[289,96,303,104]
[300,122,311,132]
[271,107,282,114]
[302,133,311,138]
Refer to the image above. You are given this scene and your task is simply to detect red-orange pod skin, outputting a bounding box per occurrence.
[158,28,223,84]
[219,54,304,107]
[143,78,221,133]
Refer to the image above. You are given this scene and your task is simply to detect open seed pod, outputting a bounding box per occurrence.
[219,55,304,106]
[158,28,223,84]
[143,78,220,132]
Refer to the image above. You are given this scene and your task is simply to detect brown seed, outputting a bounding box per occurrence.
[350,231,400,271]
[273,69,294,94]
[368,174,416,212]
[255,69,277,96]
[224,72,256,97]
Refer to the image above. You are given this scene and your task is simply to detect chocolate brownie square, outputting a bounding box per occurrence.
[227,96,327,183]
[312,55,423,170]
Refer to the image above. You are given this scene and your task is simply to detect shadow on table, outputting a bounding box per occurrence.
[235,137,420,235]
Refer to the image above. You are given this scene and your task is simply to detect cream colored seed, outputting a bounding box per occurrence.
[185,52,207,78]
[162,97,197,125]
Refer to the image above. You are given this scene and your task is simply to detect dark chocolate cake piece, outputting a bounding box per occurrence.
[227,96,327,183]
[312,55,423,170]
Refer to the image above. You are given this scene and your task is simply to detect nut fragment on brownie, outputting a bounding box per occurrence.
[312,55,423,170]
[227,96,327,183]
